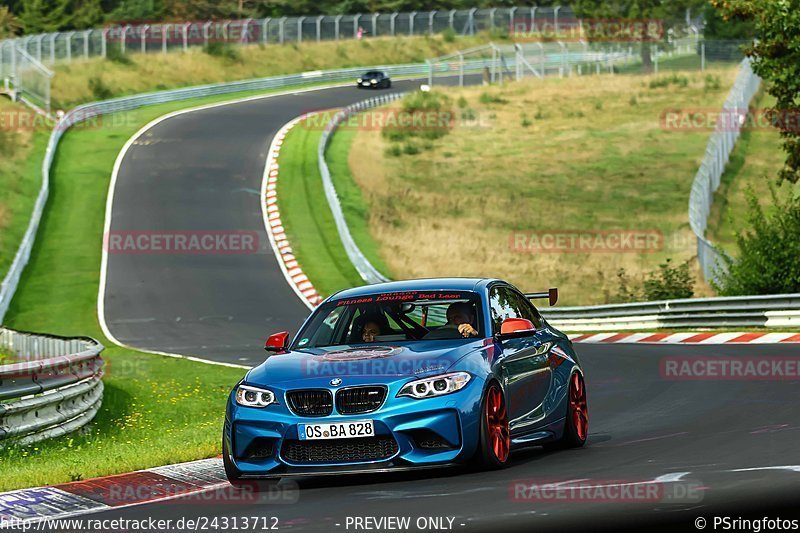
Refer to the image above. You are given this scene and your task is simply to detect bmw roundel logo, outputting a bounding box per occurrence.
[330,378,342,386]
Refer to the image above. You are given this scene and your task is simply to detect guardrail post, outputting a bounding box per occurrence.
[101,28,108,58]
[554,6,561,35]
[468,8,477,35]
[390,13,398,36]
[297,17,305,43]
[701,41,706,71]
[279,17,286,44]
[428,11,436,35]
[317,16,324,41]
[141,25,149,54]
[489,8,497,29]
[449,10,456,30]
[354,14,361,38]
[335,15,342,40]
[68,31,79,62]
[262,18,270,44]
[372,13,379,36]
[83,30,91,59]
[409,12,416,35]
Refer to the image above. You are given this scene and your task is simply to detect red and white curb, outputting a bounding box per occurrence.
[0,458,229,523]
[261,115,324,310]
[569,331,800,344]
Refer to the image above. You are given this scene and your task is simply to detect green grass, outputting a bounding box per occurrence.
[344,68,741,305]
[0,101,50,283]
[327,127,393,279]
[276,117,365,297]
[0,89,359,490]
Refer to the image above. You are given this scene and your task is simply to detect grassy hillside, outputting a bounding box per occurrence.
[345,68,741,305]
[51,34,490,108]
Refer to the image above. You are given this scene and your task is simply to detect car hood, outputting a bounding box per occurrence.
[245,339,485,386]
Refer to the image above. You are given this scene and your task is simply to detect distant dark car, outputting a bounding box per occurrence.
[357,71,391,89]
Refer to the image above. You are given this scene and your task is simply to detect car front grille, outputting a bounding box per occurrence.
[336,386,387,414]
[280,436,399,464]
[286,389,333,417]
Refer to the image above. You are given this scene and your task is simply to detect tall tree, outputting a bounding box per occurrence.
[0,5,19,37]
[70,0,104,29]
[570,0,704,71]
[18,0,71,32]
[714,0,800,185]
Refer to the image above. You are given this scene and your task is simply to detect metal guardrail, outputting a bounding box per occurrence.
[689,58,761,285]
[541,293,800,331]
[0,327,104,446]
[318,93,406,284]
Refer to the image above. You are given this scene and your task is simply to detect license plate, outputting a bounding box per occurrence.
[299,420,374,440]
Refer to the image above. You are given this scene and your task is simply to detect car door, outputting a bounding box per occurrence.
[490,285,552,435]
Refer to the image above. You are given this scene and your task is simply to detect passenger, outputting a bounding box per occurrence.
[362,319,382,342]
[446,302,479,338]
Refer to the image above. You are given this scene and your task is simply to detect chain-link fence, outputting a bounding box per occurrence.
[427,38,748,86]
[0,7,575,67]
[689,58,761,286]
[5,45,54,113]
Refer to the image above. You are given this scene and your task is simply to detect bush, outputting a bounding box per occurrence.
[88,76,113,100]
[713,184,800,295]
[520,113,532,127]
[203,42,241,61]
[648,74,689,90]
[382,90,453,144]
[643,259,695,300]
[479,92,507,105]
[442,28,456,43]
[105,45,134,65]
[457,96,468,109]
[704,74,722,92]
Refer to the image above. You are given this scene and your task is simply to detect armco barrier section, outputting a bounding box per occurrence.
[0,327,104,446]
[541,293,800,331]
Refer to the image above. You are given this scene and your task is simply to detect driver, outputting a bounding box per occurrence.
[446,302,479,338]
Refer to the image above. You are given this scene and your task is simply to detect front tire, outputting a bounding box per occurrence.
[546,372,588,450]
[476,382,510,469]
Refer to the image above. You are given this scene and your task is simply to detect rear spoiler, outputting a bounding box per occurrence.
[525,288,558,306]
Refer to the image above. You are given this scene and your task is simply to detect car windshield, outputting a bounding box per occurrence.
[293,291,484,349]
[364,71,382,77]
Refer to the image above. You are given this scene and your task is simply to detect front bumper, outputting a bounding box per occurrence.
[225,376,483,477]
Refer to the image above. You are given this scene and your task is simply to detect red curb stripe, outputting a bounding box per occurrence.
[728,332,766,343]
[600,332,634,343]
[56,472,196,507]
[779,334,800,343]
[570,334,594,342]
[638,333,671,343]
[680,332,717,343]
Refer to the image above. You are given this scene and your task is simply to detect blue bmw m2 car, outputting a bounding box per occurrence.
[223,278,587,481]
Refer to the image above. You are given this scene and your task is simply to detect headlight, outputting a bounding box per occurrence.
[235,384,277,408]
[397,372,471,399]
[357,78,362,83]
[370,79,378,84]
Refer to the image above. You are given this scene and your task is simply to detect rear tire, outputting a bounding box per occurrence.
[545,372,588,450]
[475,382,510,469]
[385,80,392,88]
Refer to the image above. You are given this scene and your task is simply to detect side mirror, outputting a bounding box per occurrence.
[265,331,290,353]
[496,318,536,340]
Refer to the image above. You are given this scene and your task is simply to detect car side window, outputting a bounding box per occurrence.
[489,286,523,334]
[508,290,543,329]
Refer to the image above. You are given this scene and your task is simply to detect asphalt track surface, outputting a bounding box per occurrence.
[101,79,800,530]
[87,342,800,532]
[103,76,480,364]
